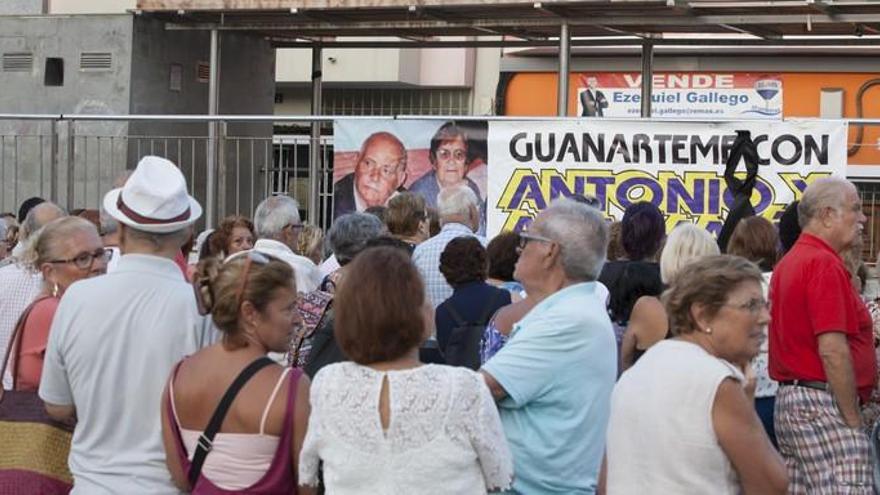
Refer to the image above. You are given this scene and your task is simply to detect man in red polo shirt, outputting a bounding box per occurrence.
[769,176,875,493]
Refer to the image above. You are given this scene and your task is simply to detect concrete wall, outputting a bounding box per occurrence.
[276,39,477,87]
[0,0,46,14]
[49,0,134,13]
[128,18,275,222]
[0,15,134,211]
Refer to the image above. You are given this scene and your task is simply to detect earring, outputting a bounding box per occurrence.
[705,327,713,335]
[52,283,59,298]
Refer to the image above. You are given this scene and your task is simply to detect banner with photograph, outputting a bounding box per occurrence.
[332,119,488,228]
[487,120,847,236]
[576,73,783,119]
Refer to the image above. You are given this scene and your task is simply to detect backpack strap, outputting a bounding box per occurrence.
[477,290,503,326]
[442,302,468,327]
[443,289,504,328]
[188,356,275,487]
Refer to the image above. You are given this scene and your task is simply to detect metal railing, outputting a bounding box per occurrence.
[0,114,358,230]
[3,114,880,258]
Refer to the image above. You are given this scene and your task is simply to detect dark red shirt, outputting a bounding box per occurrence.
[768,233,877,402]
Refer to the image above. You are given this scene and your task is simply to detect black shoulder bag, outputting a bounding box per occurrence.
[188,356,275,488]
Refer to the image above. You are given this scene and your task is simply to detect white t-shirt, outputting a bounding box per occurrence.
[606,339,744,494]
[40,254,213,494]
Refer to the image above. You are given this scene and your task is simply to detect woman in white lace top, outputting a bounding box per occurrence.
[298,246,514,494]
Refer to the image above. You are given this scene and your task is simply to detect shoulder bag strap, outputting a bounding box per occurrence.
[187,356,275,487]
[1,295,51,393]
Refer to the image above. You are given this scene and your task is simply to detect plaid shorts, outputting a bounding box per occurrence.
[775,385,874,494]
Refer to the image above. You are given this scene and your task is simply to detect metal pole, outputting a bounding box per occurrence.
[206,29,220,229]
[557,22,570,117]
[308,44,323,225]
[66,121,76,211]
[640,41,654,118]
[50,119,58,202]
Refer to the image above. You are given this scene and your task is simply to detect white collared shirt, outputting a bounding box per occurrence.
[0,261,43,388]
[230,239,321,294]
[39,254,213,494]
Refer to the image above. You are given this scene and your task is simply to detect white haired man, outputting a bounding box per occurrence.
[412,184,483,309]
[39,156,212,493]
[481,197,617,494]
[769,177,875,493]
[0,201,65,387]
[228,195,320,294]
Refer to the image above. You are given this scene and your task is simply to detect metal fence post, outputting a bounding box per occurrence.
[50,119,59,203]
[66,120,76,211]
[217,120,227,219]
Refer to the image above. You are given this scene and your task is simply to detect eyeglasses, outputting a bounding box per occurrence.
[724,297,769,315]
[48,248,112,270]
[516,232,556,254]
[285,223,304,232]
[436,148,467,162]
[235,251,272,307]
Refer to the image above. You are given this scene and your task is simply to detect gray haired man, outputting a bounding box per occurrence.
[229,195,321,294]
[482,197,617,494]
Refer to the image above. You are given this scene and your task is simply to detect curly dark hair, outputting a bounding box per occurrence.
[486,231,520,282]
[210,216,255,257]
[439,237,487,287]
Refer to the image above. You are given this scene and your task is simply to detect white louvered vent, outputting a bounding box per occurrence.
[3,52,33,72]
[196,61,210,83]
[80,52,112,71]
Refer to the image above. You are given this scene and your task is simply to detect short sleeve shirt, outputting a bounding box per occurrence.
[768,233,877,401]
[482,282,618,494]
[40,254,213,494]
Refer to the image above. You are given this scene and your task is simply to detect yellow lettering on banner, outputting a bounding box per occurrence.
[495,167,821,233]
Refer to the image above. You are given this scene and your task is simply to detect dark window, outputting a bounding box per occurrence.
[44,57,64,86]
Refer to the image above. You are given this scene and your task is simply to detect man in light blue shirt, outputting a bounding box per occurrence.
[412,184,484,308]
[482,197,617,494]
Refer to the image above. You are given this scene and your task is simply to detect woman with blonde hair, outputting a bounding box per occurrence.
[161,254,312,493]
[619,223,719,370]
[294,224,325,266]
[10,216,108,390]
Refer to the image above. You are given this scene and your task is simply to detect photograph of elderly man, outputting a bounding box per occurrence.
[409,121,484,209]
[333,131,407,218]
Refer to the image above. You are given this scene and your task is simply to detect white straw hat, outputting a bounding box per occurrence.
[102,156,202,233]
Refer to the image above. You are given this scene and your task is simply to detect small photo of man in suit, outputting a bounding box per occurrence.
[579,76,608,117]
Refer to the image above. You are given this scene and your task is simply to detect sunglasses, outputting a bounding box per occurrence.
[234,251,272,307]
[48,248,112,270]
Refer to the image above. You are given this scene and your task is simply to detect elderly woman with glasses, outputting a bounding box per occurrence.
[602,255,788,494]
[11,216,108,390]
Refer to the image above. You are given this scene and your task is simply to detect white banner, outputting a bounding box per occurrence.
[486,120,847,236]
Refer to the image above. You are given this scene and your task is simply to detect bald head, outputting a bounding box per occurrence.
[22,202,65,241]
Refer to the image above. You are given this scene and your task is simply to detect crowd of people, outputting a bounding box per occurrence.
[0,152,878,495]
